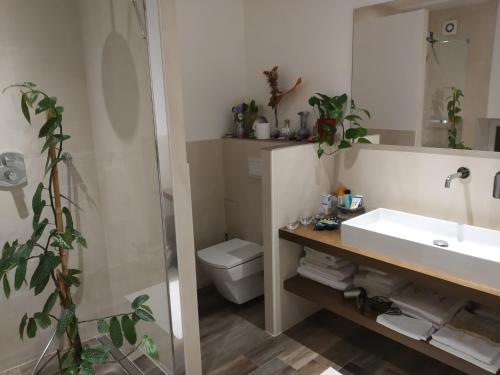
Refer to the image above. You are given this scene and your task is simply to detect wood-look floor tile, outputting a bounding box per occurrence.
[248,358,295,375]
[320,339,362,369]
[294,359,331,375]
[278,345,319,370]
[246,334,301,367]
[207,355,258,375]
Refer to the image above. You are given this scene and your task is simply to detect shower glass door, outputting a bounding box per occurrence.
[0,0,181,373]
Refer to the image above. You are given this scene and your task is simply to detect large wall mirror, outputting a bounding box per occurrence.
[353,0,500,153]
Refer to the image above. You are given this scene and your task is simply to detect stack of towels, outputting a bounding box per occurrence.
[353,266,408,297]
[376,284,465,341]
[430,306,500,374]
[297,247,356,291]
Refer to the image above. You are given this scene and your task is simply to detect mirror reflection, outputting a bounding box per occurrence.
[353,0,500,152]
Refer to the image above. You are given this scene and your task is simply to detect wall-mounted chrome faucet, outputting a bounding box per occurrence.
[444,167,470,188]
[493,172,500,199]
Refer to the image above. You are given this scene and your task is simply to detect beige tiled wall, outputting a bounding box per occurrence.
[187,138,294,288]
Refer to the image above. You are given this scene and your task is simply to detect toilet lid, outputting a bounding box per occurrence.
[197,239,263,269]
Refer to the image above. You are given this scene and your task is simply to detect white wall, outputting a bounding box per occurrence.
[176,0,246,142]
[334,145,500,230]
[488,2,500,118]
[353,9,428,143]
[262,143,334,335]
[244,0,355,134]
[0,1,107,370]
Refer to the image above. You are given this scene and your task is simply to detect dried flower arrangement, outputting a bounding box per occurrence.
[263,66,302,132]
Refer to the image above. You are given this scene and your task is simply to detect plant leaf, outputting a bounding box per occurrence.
[132,294,149,310]
[27,317,37,338]
[32,218,49,242]
[34,312,52,329]
[21,93,31,124]
[43,290,59,315]
[38,117,60,138]
[32,183,44,216]
[109,317,123,348]
[14,257,27,290]
[97,319,109,334]
[62,207,73,230]
[81,346,109,364]
[345,128,359,140]
[141,335,159,360]
[135,308,155,322]
[35,96,56,114]
[338,140,352,150]
[19,313,28,340]
[56,304,75,337]
[357,137,372,144]
[30,252,60,295]
[121,315,137,345]
[3,274,11,298]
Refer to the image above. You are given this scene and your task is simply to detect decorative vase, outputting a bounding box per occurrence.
[297,111,310,140]
[280,119,292,139]
[236,122,244,138]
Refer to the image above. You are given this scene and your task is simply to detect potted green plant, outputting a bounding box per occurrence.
[446,86,470,150]
[1,82,158,374]
[308,92,371,158]
[232,100,259,138]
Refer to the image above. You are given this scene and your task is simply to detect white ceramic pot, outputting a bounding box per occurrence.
[255,122,271,140]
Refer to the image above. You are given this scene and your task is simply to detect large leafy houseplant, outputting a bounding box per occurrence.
[1,83,158,374]
[308,93,371,158]
[446,86,470,150]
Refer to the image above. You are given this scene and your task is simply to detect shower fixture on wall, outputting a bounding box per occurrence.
[426,31,470,65]
[131,0,147,39]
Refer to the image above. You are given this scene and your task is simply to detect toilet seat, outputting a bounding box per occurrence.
[197,238,262,269]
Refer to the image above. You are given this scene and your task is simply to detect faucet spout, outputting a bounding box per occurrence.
[444,173,459,188]
[444,167,470,188]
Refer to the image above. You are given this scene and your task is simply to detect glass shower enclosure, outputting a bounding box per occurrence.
[0,0,184,373]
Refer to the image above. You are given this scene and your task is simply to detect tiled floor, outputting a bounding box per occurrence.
[198,288,465,375]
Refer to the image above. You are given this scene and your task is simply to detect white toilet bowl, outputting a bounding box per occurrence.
[197,238,264,304]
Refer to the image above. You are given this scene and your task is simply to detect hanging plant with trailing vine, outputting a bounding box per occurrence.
[1,82,159,374]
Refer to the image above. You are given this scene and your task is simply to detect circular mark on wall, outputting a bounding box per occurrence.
[101,31,139,140]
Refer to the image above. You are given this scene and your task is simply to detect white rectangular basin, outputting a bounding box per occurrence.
[341,208,500,290]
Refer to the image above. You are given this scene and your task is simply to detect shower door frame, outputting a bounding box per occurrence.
[143,0,202,374]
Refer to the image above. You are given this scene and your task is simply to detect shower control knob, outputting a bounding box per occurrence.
[4,170,17,181]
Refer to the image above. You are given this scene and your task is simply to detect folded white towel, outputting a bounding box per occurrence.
[353,272,407,298]
[390,284,465,327]
[433,326,500,365]
[359,265,388,276]
[304,247,351,268]
[377,313,435,340]
[300,258,356,281]
[366,271,406,289]
[430,339,500,374]
[297,266,353,291]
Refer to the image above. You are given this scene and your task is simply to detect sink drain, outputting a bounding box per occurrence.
[433,239,449,248]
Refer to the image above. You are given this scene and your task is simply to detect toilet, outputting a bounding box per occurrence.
[197,238,264,304]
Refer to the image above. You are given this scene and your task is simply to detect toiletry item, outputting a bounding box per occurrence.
[344,189,352,209]
[320,193,332,215]
[336,185,346,207]
[255,121,271,139]
[350,196,362,210]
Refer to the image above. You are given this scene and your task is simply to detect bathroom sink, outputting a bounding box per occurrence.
[341,208,500,290]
